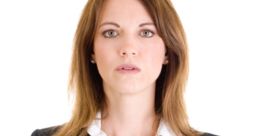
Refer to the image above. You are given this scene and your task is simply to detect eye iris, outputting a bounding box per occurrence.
[109,31,114,36]
[142,31,152,37]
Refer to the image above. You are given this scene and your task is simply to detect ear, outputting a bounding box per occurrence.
[163,55,169,65]
[91,54,96,63]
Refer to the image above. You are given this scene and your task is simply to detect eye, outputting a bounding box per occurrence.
[140,30,154,38]
[102,30,119,38]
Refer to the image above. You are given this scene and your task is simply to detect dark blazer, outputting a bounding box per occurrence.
[31,126,218,136]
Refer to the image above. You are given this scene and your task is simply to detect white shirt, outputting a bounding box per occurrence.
[87,112,176,136]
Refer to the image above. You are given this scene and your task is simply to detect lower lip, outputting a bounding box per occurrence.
[115,69,140,74]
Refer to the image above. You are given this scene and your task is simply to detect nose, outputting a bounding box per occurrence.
[118,38,138,57]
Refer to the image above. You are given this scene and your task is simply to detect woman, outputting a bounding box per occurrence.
[32,0,217,135]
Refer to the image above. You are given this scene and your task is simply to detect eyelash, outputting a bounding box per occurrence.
[102,29,155,38]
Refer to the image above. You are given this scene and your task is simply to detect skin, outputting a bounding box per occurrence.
[92,0,167,135]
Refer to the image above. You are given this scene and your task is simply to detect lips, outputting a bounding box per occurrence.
[115,64,141,73]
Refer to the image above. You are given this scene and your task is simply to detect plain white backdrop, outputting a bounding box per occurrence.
[0,0,258,135]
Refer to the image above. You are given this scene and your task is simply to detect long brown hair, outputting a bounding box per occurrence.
[55,0,201,135]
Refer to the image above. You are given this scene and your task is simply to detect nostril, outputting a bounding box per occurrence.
[120,51,137,56]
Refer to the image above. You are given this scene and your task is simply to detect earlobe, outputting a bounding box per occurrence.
[163,59,169,65]
[91,54,96,64]
[163,56,168,65]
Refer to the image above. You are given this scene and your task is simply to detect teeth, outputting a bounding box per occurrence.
[123,67,134,70]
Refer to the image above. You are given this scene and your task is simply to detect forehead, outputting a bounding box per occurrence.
[98,0,153,25]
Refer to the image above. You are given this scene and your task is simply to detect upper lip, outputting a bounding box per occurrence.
[115,64,141,71]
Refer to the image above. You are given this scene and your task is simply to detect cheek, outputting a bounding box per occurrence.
[94,39,112,62]
[94,48,111,69]
[143,50,165,83]
[93,48,112,82]
[144,39,166,74]
[93,41,116,77]
[146,49,165,71]
[144,40,166,64]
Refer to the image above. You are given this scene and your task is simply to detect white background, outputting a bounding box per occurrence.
[0,0,258,135]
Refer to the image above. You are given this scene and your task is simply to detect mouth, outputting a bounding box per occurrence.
[115,64,141,73]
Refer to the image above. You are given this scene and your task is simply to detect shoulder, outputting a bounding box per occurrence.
[31,126,91,136]
[201,132,219,136]
[31,126,60,136]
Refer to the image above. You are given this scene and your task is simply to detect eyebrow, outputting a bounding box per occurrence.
[98,22,155,28]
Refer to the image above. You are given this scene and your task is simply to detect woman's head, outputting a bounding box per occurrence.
[57,0,198,135]
[93,0,167,100]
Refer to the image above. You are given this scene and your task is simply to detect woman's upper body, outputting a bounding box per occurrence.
[32,116,218,136]
[32,0,217,135]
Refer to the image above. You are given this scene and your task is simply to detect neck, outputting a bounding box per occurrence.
[101,86,159,136]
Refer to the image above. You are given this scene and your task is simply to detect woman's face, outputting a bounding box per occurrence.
[93,0,167,95]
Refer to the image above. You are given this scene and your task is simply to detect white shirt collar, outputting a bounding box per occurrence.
[87,112,176,136]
